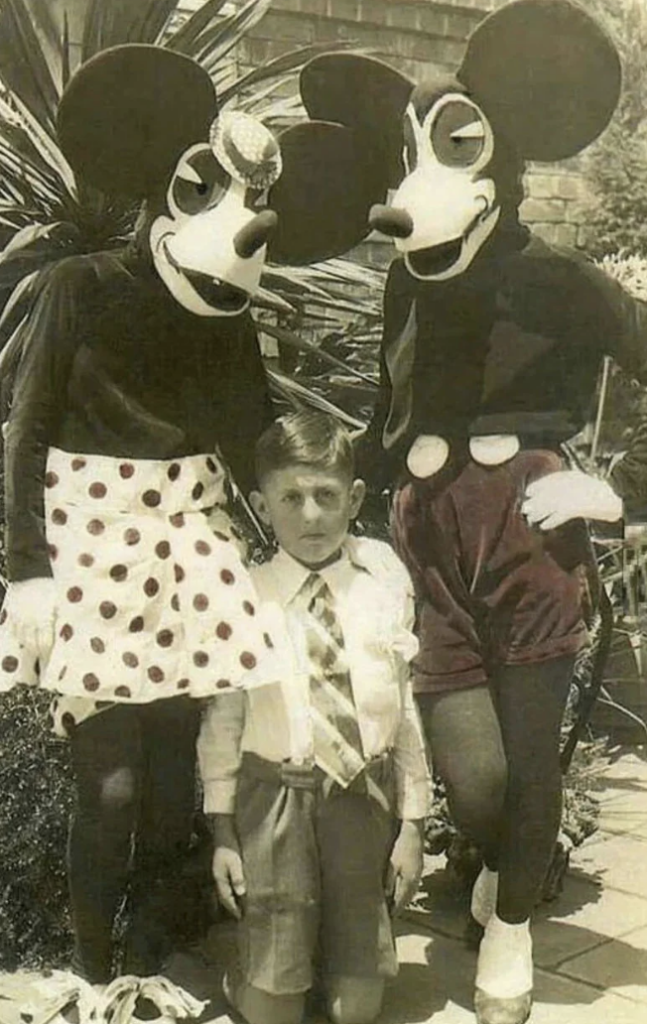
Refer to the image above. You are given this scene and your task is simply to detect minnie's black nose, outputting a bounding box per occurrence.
[369,204,414,239]
[234,210,278,259]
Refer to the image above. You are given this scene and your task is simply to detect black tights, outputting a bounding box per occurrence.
[417,656,573,924]
[68,697,200,983]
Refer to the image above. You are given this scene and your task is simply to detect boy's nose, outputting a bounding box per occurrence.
[302,496,321,522]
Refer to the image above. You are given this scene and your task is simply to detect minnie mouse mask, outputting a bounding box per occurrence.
[298,0,621,281]
[57,44,381,317]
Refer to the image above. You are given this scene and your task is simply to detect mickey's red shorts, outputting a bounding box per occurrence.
[391,449,593,694]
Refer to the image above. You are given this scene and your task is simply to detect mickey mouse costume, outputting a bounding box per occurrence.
[0,44,370,991]
[296,2,647,1022]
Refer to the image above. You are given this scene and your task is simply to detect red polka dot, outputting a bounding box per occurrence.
[155,541,171,559]
[123,652,139,668]
[192,482,204,501]
[78,553,94,567]
[148,665,165,683]
[48,544,58,561]
[216,679,231,690]
[144,578,160,598]
[45,471,59,488]
[0,609,6,626]
[206,457,217,473]
[241,652,257,670]
[213,531,230,543]
[264,632,274,649]
[129,616,144,633]
[90,637,105,654]
[174,564,185,584]
[168,463,181,481]
[216,621,232,640]
[243,600,255,616]
[61,711,75,731]
[52,508,67,525]
[119,463,135,479]
[157,629,174,648]
[110,564,128,582]
[100,601,117,619]
[72,457,87,472]
[193,651,209,668]
[60,624,73,641]
[2,656,18,672]
[142,489,161,508]
[58,666,68,680]
[195,540,211,556]
[83,673,100,692]
[89,482,107,499]
[170,513,185,528]
[87,519,105,536]
[67,587,83,603]
[177,678,190,690]
[34,659,40,675]
[171,594,180,612]
[193,594,209,612]
[115,685,132,698]
[220,569,235,585]
[124,528,141,546]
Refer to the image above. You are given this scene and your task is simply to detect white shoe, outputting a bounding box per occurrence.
[475,915,533,1024]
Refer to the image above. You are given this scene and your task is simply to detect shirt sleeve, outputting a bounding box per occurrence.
[4,262,84,581]
[197,691,246,815]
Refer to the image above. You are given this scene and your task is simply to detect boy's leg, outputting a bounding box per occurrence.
[124,695,201,975]
[317,787,398,1024]
[68,705,142,983]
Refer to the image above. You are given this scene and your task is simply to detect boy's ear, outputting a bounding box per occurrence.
[349,478,366,519]
[249,489,271,526]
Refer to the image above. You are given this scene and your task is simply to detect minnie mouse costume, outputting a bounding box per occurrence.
[295,2,647,1021]
[0,44,371,986]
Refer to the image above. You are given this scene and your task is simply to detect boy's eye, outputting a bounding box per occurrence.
[282,492,302,506]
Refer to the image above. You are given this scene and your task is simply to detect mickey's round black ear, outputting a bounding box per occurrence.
[57,44,218,198]
[300,54,413,188]
[268,121,387,265]
[458,0,621,162]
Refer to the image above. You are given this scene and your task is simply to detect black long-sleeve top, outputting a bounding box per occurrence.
[4,248,274,581]
[361,229,647,517]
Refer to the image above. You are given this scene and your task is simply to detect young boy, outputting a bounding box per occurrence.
[198,410,431,1024]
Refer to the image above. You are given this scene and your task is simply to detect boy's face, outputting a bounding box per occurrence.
[250,464,366,570]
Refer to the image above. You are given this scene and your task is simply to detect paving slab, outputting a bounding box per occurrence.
[570,832,647,898]
[556,924,647,1006]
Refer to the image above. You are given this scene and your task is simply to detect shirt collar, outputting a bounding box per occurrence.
[272,536,370,606]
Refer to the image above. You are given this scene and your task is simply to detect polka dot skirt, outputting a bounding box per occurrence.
[0,448,280,728]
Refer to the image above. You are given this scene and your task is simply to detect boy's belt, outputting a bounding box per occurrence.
[240,749,394,793]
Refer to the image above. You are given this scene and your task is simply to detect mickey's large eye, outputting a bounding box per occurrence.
[171,147,231,216]
[430,100,489,169]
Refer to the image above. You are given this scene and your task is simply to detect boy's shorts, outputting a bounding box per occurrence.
[391,449,594,693]
[234,752,399,996]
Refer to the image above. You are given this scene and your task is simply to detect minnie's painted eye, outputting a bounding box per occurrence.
[171,148,231,216]
[430,101,488,168]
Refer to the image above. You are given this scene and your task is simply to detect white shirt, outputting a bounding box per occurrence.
[198,536,432,820]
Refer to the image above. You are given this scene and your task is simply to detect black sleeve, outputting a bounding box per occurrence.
[219,314,275,496]
[4,263,83,581]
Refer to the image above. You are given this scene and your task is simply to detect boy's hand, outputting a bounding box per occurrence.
[385,819,424,914]
[209,814,246,920]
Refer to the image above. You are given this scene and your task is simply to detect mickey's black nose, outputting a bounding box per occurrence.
[369,204,413,239]
[234,210,278,259]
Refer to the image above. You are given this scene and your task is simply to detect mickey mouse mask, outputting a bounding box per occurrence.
[299,0,621,281]
[58,45,281,317]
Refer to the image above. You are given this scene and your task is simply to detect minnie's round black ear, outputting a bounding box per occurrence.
[458,0,621,161]
[57,44,218,198]
[301,54,413,188]
[268,122,388,266]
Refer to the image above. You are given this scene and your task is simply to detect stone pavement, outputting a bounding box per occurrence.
[169,746,647,1024]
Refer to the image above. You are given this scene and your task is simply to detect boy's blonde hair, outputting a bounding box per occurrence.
[255,410,355,486]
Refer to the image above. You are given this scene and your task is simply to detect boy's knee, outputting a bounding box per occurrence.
[100,767,136,810]
[234,982,304,1024]
[326,976,384,1024]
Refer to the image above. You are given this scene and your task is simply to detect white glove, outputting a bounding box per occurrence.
[5,577,57,654]
[522,470,623,531]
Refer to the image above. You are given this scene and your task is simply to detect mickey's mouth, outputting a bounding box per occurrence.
[407,238,463,277]
[182,267,249,313]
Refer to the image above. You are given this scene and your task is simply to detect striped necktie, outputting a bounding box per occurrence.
[294,572,365,787]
